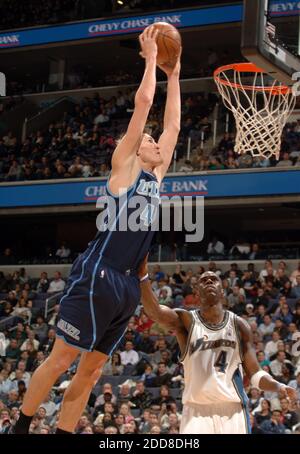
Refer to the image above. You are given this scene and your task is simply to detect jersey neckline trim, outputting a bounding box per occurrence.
[195,310,229,331]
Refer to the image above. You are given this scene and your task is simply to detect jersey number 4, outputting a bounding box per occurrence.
[140,204,156,227]
[214,350,228,373]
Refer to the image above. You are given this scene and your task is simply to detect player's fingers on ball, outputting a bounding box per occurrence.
[153,28,159,41]
[150,26,157,39]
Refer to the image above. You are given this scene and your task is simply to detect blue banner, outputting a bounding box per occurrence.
[269,1,300,16]
[0,170,299,208]
[0,5,242,50]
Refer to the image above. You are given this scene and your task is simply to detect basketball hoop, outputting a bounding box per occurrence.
[214,63,296,160]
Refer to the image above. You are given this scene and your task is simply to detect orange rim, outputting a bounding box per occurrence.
[214,62,291,95]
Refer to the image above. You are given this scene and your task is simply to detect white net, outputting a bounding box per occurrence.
[214,64,296,160]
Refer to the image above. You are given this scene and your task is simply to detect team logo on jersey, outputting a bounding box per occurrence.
[189,337,236,356]
[136,180,160,199]
[100,269,105,278]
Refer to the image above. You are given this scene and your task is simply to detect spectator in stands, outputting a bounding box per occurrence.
[265,331,281,358]
[0,248,15,265]
[280,397,299,429]
[31,315,48,343]
[20,330,39,352]
[291,275,300,299]
[55,242,71,261]
[119,403,134,424]
[260,409,287,434]
[36,272,49,293]
[136,311,153,334]
[5,339,21,361]
[153,363,173,387]
[258,315,275,341]
[140,364,156,387]
[293,303,300,330]
[259,260,275,283]
[151,384,175,409]
[11,298,32,323]
[248,243,261,260]
[102,352,124,376]
[290,263,300,285]
[252,398,271,426]
[152,338,171,365]
[131,381,153,411]
[288,372,300,400]
[270,351,290,380]
[158,288,173,308]
[207,236,225,257]
[94,383,117,409]
[274,319,289,340]
[120,341,139,367]
[48,304,60,327]
[47,272,66,294]
[276,152,293,167]
[137,329,155,354]
[39,328,56,354]
[256,304,267,325]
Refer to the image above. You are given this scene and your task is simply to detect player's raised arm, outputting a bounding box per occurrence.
[138,256,182,331]
[155,53,181,182]
[237,317,297,400]
[111,26,158,171]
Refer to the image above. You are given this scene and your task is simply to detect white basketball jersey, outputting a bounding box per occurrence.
[182,310,246,406]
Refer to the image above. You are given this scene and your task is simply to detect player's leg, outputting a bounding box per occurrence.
[15,338,79,433]
[56,349,108,432]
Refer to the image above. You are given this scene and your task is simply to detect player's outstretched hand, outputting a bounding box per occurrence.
[138,254,149,280]
[139,26,158,60]
[279,384,298,401]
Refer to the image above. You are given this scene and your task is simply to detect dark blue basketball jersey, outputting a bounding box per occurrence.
[57,170,160,353]
[90,170,160,271]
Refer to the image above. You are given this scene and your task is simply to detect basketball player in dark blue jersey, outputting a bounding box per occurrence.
[14,26,181,434]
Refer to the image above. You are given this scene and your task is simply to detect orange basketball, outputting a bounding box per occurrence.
[146,22,182,67]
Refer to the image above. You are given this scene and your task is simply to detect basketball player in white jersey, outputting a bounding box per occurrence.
[138,260,297,434]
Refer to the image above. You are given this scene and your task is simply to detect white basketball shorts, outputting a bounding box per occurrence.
[180,402,251,434]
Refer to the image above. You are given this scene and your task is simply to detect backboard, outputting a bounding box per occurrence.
[241,0,300,86]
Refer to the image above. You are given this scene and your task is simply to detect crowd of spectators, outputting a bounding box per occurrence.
[0,0,85,31]
[1,85,300,183]
[0,1,239,32]
[0,89,217,182]
[0,258,300,434]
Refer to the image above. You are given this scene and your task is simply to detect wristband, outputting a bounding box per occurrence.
[140,273,149,283]
[250,370,269,389]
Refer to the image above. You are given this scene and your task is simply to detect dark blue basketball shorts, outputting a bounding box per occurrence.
[56,252,141,355]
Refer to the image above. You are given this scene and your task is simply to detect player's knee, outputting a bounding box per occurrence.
[47,355,73,376]
[77,365,102,386]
